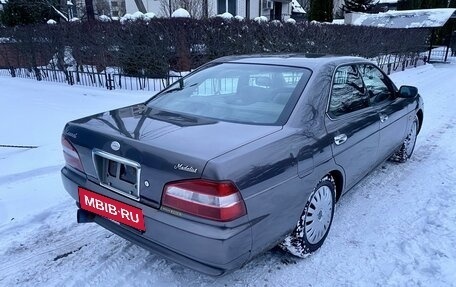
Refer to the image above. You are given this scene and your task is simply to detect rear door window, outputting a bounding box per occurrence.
[329,65,369,117]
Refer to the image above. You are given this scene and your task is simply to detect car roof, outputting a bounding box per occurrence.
[211,54,368,70]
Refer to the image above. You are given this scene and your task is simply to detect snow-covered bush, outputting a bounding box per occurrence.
[217,12,233,19]
[120,13,133,24]
[254,16,268,23]
[271,20,282,26]
[69,17,81,23]
[47,19,57,25]
[234,15,244,21]
[132,11,145,21]
[144,12,156,21]
[171,8,190,18]
[286,18,297,24]
[98,15,111,22]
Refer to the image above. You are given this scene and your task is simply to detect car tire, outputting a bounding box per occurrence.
[279,175,336,258]
[389,115,419,163]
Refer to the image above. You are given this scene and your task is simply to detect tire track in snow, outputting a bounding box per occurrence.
[0,201,107,285]
[382,119,456,286]
[0,164,62,186]
[329,116,456,287]
[1,68,456,286]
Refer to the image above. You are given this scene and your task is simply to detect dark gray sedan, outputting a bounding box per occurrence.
[61,55,423,275]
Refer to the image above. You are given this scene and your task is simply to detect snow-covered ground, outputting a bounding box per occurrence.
[0,60,455,286]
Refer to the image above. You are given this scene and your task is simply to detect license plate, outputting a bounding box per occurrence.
[78,187,145,231]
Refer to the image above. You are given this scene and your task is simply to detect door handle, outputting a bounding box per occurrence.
[334,134,347,145]
[380,114,389,122]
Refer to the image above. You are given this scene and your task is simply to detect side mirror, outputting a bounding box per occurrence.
[398,85,418,98]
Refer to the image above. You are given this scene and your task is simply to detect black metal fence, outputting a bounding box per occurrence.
[0,50,431,92]
[0,67,182,91]
[427,46,453,62]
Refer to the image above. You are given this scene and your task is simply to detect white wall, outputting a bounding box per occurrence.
[125,0,162,15]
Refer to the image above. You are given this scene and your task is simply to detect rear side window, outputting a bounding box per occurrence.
[329,65,369,117]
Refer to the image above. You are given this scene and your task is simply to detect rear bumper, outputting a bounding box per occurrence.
[61,167,252,276]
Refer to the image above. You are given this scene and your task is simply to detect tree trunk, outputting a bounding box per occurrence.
[134,0,147,13]
[85,0,95,21]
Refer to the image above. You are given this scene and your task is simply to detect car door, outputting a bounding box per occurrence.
[325,64,380,190]
[358,63,408,163]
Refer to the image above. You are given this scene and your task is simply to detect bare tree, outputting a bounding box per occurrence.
[84,0,95,20]
[159,0,213,18]
[94,0,110,15]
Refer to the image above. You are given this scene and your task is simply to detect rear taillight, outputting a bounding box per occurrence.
[162,179,246,222]
[62,137,84,172]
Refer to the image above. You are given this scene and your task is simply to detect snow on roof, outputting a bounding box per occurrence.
[171,8,190,18]
[291,0,306,14]
[348,8,456,29]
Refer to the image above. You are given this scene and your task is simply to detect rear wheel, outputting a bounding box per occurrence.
[279,176,336,258]
[390,115,418,163]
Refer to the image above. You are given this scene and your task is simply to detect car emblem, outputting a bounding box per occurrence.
[174,163,198,173]
[111,141,120,151]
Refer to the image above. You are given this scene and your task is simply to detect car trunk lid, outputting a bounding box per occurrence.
[63,104,281,206]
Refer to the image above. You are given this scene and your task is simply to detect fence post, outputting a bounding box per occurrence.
[9,67,16,77]
[70,71,75,85]
[34,67,42,81]
[107,73,114,90]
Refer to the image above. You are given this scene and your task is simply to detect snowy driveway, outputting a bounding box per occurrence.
[0,61,455,286]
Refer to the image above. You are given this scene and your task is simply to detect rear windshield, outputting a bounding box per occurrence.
[147,63,312,125]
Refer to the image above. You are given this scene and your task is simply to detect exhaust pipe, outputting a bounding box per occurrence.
[77,209,95,223]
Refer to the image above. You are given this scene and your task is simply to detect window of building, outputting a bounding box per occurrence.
[217,0,237,15]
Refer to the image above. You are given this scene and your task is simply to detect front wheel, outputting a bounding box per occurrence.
[390,115,418,163]
[279,176,336,258]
